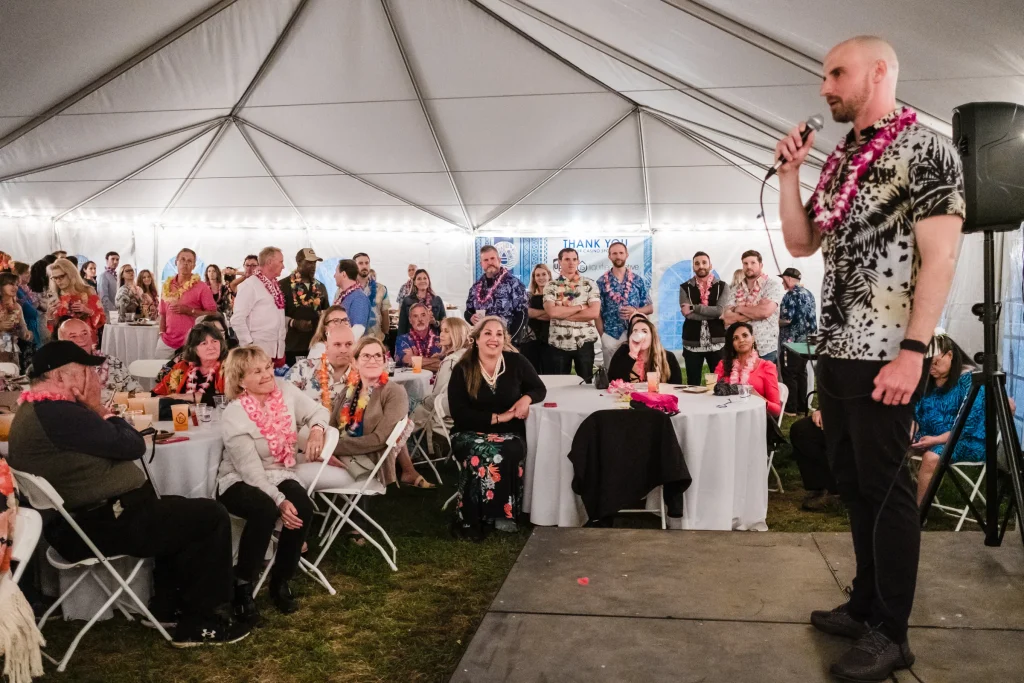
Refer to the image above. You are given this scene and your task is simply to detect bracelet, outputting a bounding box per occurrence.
[899,339,928,355]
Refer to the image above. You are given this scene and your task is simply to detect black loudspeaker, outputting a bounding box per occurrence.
[952,101,1024,233]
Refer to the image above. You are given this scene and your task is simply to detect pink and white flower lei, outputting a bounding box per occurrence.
[254,269,285,310]
[185,363,216,397]
[333,282,362,306]
[18,390,72,404]
[811,107,917,234]
[471,268,509,308]
[239,387,298,467]
[729,353,760,385]
[599,268,635,306]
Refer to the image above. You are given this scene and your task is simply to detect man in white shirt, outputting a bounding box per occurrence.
[231,247,287,362]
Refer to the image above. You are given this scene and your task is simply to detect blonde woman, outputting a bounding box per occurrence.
[410,317,471,437]
[306,305,350,359]
[521,263,553,373]
[448,316,546,540]
[218,345,329,618]
[45,258,105,342]
[115,264,144,319]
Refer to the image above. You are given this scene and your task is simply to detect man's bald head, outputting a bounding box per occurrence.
[325,323,355,371]
[57,318,94,352]
[822,36,899,125]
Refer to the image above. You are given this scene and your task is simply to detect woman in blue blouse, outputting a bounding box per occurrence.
[912,335,985,505]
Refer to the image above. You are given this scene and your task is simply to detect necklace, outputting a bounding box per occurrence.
[316,355,333,408]
[480,354,505,391]
[333,282,361,306]
[18,389,72,404]
[599,269,634,306]
[239,387,297,466]
[408,327,439,358]
[811,107,917,234]
[729,353,759,385]
[336,369,389,433]
[737,275,766,306]
[162,274,198,299]
[185,362,220,397]
[471,268,509,308]
[289,271,322,310]
[254,270,284,309]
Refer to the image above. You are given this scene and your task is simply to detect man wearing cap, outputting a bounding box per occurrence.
[6,341,250,646]
[231,246,287,363]
[279,248,329,365]
[779,267,817,415]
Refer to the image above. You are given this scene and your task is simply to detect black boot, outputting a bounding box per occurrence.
[233,582,261,626]
[269,580,298,615]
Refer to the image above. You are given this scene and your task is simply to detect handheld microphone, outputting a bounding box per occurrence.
[765,114,824,179]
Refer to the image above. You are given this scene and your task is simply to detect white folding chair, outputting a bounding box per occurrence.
[619,491,668,529]
[911,454,987,532]
[0,361,20,377]
[768,384,788,493]
[306,417,410,572]
[248,426,340,597]
[408,415,444,485]
[12,507,43,584]
[127,359,166,382]
[11,470,171,672]
[437,400,463,511]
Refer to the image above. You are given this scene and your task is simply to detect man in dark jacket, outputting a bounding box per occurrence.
[679,252,730,385]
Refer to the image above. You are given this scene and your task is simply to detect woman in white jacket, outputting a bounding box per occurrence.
[217,345,329,620]
[410,317,471,438]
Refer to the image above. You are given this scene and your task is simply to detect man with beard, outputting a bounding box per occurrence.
[279,248,329,365]
[464,245,527,342]
[596,241,651,369]
[679,251,729,386]
[776,36,963,679]
[543,248,600,382]
[353,252,391,341]
[722,250,784,363]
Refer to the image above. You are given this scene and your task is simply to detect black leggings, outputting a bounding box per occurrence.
[219,479,315,584]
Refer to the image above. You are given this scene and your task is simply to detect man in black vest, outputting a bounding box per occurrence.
[679,251,730,385]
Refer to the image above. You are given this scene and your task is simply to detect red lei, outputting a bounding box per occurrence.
[470,268,509,308]
[18,390,72,404]
[408,327,439,358]
[254,270,285,309]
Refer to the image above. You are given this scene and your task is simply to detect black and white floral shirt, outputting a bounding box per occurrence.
[807,109,965,361]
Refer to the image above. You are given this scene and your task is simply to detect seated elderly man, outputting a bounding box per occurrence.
[57,316,141,404]
[285,324,355,408]
[7,341,250,647]
[394,303,442,372]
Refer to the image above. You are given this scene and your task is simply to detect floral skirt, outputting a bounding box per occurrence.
[452,431,525,534]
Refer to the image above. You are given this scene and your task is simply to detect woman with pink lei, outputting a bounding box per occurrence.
[713,321,782,418]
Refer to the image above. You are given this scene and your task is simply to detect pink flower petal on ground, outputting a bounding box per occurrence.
[577,577,589,586]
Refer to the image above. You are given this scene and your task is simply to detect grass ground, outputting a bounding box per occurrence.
[31,415,983,682]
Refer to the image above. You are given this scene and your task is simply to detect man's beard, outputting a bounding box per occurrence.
[611,258,626,268]
[359,269,370,278]
[828,81,869,124]
[744,270,759,279]
[694,267,709,278]
[485,266,500,277]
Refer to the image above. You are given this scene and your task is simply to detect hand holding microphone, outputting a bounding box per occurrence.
[768,114,824,179]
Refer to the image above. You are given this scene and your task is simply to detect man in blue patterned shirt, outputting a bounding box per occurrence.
[464,245,528,343]
[596,242,652,369]
[779,268,817,414]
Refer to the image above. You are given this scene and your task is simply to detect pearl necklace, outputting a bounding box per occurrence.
[480,354,505,391]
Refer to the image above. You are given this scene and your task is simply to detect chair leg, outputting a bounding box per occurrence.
[38,568,91,629]
[298,558,336,595]
[89,569,135,622]
[313,495,360,569]
[348,501,398,557]
[253,546,277,596]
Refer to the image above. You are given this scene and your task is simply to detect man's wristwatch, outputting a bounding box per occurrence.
[899,339,928,355]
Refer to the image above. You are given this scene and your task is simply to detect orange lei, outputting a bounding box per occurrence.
[316,355,333,409]
[336,369,389,433]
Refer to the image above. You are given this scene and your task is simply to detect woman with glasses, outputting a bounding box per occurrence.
[306,305,349,360]
[115,264,144,319]
[45,258,105,343]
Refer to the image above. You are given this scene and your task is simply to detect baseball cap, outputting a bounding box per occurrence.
[29,340,105,379]
[780,268,802,280]
[296,248,323,263]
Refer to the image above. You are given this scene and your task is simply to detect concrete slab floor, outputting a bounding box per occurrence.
[493,527,846,623]
[813,531,1024,630]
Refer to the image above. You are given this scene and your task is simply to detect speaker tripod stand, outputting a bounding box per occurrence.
[919,229,1024,547]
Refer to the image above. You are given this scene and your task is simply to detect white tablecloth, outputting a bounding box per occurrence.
[101,322,161,368]
[144,420,224,499]
[524,384,768,531]
[391,368,433,409]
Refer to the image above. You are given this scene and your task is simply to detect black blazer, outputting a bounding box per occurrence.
[608,344,683,385]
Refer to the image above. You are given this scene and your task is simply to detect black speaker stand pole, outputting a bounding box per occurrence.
[919,228,1024,547]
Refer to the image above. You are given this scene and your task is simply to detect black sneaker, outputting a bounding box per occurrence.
[233,582,261,627]
[810,603,870,639]
[269,580,298,615]
[171,617,251,648]
[830,628,915,681]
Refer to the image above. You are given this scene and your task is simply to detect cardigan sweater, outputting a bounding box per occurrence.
[448,351,546,440]
[714,358,782,417]
[330,379,408,486]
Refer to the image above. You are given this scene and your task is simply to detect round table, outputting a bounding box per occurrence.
[102,322,161,368]
[391,368,434,409]
[524,384,768,531]
[143,420,224,499]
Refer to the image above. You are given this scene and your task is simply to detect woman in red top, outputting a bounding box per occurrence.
[45,258,105,344]
[154,323,227,406]
[714,321,782,418]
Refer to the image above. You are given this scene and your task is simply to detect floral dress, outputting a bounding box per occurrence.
[115,285,143,318]
[0,301,31,366]
[452,431,526,533]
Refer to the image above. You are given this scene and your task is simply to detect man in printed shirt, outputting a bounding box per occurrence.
[543,248,601,382]
[464,245,528,342]
[776,36,964,679]
[722,250,784,363]
[354,252,391,341]
[778,267,817,415]
[286,324,354,407]
[596,241,652,370]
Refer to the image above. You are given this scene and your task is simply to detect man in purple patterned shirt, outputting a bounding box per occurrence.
[464,245,528,343]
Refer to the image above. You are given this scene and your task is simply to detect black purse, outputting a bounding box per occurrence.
[713,381,740,397]
[593,364,609,390]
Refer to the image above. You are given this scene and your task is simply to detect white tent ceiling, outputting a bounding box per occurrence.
[1,0,1023,232]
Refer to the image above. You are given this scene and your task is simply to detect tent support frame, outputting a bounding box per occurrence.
[158,120,230,220]
[637,110,653,231]
[234,119,310,231]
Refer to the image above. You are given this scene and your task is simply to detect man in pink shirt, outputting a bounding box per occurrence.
[156,248,217,357]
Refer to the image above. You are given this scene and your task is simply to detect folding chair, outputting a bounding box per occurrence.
[11,507,43,584]
[408,414,444,485]
[306,417,410,572]
[127,359,166,382]
[768,384,788,493]
[11,469,171,672]
[911,454,987,532]
[246,426,340,597]
[437,400,464,512]
[621,491,668,529]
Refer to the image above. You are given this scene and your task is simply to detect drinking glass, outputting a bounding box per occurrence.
[213,395,226,412]
[646,371,660,393]
[411,356,423,373]
[196,405,213,423]
[738,384,751,399]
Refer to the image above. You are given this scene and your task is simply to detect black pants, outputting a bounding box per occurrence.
[44,482,233,620]
[789,416,836,493]
[520,340,548,375]
[818,357,928,644]
[682,349,723,386]
[547,341,595,383]
[780,347,809,413]
[219,479,315,585]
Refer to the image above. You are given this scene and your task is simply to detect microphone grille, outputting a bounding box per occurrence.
[806,114,825,131]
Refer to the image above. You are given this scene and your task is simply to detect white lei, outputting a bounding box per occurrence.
[480,354,506,391]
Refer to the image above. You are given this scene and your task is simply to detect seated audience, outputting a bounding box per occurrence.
[714,321,782,418]
[410,317,471,439]
[309,337,410,490]
[913,334,999,505]
[115,264,144,319]
[218,346,329,618]
[307,305,349,360]
[58,317,141,404]
[789,409,839,511]
[395,303,442,371]
[46,258,105,343]
[608,314,682,385]
[448,317,546,540]
[7,341,249,646]
[1,272,33,368]
[154,323,227,405]
[397,269,446,335]
[286,324,355,407]
[154,313,237,385]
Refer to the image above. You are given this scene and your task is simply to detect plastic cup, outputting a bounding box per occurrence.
[171,404,190,431]
[0,413,13,441]
[411,356,423,373]
[704,373,717,387]
[128,397,147,413]
[133,391,152,399]
[142,397,160,416]
[113,391,131,406]
[647,371,660,393]
[132,414,152,431]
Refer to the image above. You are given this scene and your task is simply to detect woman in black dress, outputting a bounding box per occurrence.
[448,316,546,540]
[608,315,682,385]
[520,263,552,374]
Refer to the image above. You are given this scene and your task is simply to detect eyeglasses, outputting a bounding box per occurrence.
[49,274,68,281]
[325,318,350,327]
[358,353,384,362]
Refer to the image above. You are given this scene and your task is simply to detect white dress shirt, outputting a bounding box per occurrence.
[230,276,286,358]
